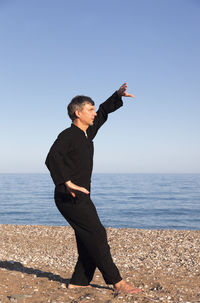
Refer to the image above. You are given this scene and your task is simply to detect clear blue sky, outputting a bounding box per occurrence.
[0,0,200,173]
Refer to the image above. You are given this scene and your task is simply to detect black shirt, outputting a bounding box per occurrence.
[45,91,123,192]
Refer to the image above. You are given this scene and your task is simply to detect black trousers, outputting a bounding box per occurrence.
[54,190,122,285]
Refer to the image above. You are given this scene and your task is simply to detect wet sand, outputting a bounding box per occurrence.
[0,224,199,303]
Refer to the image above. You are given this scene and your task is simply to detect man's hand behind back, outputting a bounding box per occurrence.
[65,180,90,197]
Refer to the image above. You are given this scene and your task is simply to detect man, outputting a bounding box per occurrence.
[45,83,142,294]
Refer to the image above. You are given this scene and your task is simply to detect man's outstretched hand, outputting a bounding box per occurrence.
[117,83,134,98]
[65,180,89,197]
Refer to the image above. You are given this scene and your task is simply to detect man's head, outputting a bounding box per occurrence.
[67,95,97,127]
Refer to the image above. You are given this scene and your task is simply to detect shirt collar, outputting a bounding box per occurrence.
[71,123,87,137]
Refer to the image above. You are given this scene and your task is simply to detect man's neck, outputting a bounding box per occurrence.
[73,120,88,132]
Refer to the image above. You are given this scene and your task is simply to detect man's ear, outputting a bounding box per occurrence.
[75,109,81,119]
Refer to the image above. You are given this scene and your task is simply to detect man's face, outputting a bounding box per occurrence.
[76,102,97,126]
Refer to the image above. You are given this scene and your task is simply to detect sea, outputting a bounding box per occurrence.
[0,173,199,230]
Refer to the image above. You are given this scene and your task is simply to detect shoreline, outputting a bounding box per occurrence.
[0,224,199,302]
[1,223,200,231]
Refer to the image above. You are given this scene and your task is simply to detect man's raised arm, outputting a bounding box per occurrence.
[87,82,134,139]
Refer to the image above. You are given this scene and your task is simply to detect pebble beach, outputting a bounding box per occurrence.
[0,224,199,303]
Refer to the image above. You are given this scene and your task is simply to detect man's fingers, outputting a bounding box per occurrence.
[80,187,90,194]
[125,93,135,98]
[67,188,76,197]
[120,83,127,91]
[71,191,76,198]
[119,83,134,98]
[65,181,90,196]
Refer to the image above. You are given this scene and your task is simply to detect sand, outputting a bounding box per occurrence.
[0,224,199,303]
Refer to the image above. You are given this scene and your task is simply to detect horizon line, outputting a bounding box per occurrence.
[0,172,200,175]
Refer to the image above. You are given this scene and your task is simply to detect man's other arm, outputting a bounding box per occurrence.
[45,132,72,186]
[45,132,89,197]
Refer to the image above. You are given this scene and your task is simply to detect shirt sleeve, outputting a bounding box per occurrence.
[87,91,123,140]
[45,132,72,186]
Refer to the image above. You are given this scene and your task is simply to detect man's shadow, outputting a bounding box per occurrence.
[0,260,70,284]
[0,260,112,290]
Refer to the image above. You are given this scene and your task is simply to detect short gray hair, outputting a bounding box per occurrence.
[67,95,95,121]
